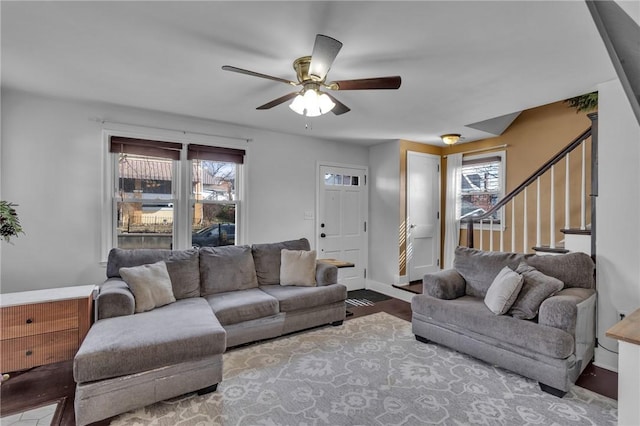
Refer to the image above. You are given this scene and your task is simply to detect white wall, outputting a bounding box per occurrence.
[0,89,368,293]
[595,77,640,371]
[368,140,400,287]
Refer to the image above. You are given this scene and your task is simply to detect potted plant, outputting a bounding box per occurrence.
[0,201,24,242]
[565,91,598,112]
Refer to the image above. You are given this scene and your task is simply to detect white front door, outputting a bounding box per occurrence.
[318,165,367,290]
[407,152,441,282]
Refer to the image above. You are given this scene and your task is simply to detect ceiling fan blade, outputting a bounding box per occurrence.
[325,93,351,115]
[222,65,297,86]
[331,76,402,90]
[309,34,343,81]
[256,92,299,110]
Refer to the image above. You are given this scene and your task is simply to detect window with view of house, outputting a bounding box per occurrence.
[109,136,244,251]
[460,152,505,224]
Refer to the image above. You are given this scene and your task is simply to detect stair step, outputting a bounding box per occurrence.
[561,228,591,235]
[532,245,570,254]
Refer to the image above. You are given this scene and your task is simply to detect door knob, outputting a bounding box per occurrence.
[320,233,326,238]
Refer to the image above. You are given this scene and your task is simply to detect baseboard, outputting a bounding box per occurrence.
[591,362,618,373]
[593,347,619,373]
[365,280,413,303]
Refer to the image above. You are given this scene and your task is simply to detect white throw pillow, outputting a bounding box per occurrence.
[484,266,524,315]
[119,261,176,313]
[280,249,317,287]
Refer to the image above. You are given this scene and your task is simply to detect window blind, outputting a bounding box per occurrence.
[110,136,182,160]
[187,144,245,164]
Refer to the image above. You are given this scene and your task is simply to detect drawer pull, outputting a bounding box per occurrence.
[25,318,33,324]
[25,350,33,356]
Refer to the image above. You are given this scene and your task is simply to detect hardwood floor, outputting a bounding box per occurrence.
[0,292,617,425]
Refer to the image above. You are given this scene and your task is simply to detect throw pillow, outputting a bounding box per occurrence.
[119,261,176,313]
[484,266,524,315]
[508,262,564,319]
[280,249,317,287]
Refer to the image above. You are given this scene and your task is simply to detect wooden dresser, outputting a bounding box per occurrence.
[0,285,95,373]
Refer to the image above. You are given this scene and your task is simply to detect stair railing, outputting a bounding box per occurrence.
[463,113,598,253]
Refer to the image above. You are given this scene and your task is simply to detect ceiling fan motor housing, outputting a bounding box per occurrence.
[293,56,321,84]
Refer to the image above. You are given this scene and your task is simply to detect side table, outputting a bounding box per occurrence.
[0,285,96,373]
[318,258,356,317]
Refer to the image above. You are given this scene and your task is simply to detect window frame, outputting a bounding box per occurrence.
[190,157,240,248]
[459,151,506,230]
[101,125,248,262]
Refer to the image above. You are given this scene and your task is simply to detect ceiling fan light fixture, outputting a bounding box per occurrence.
[318,93,335,113]
[441,133,462,145]
[289,88,335,117]
[289,94,306,115]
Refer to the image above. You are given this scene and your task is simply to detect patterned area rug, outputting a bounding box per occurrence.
[111,313,617,425]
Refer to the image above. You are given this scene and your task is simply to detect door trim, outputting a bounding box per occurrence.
[403,151,441,284]
[316,161,369,284]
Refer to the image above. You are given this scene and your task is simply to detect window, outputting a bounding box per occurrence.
[107,136,245,252]
[324,173,360,186]
[460,152,505,223]
[189,144,241,248]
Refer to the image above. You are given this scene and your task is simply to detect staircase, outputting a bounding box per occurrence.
[463,113,598,256]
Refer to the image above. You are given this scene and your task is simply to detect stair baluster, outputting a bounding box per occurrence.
[550,165,556,249]
[462,123,594,255]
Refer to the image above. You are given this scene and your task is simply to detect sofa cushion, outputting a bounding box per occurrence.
[107,248,172,278]
[525,252,595,289]
[204,288,279,325]
[164,248,200,299]
[73,298,225,383]
[259,284,347,312]
[454,247,532,297]
[107,249,201,299]
[280,249,317,287]
[119,261,176,313]
[412,294,574,359]
[252,238,311,285]
[200,245,258,296]
[509,262,564,320]
[484,266,523,315]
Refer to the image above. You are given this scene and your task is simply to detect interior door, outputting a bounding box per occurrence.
[407,152,441,282]
[318,165,367,290]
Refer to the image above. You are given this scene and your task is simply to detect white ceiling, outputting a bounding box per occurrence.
[1,1,617,146]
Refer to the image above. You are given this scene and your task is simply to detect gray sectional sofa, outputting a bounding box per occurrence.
[412,247,596,397]
[73,238,346,426]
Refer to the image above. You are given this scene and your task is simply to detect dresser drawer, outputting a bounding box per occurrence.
[0,329,79,372]
[1,300,79,339]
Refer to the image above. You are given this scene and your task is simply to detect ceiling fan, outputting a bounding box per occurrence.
[222,34,401,117]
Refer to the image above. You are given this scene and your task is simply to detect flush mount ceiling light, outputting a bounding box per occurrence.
[441,133,462,145]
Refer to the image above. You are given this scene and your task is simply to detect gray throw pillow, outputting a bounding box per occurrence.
[280,249,317,287]
[484,266,524,315]
[508,261,564,319]
[119,261,176,313]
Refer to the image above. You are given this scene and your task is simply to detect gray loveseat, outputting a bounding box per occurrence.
[73,238,346,425]
[412,247,596,397]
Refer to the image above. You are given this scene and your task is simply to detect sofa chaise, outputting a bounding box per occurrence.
[412,247,596,397]
[73,238,346,425]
